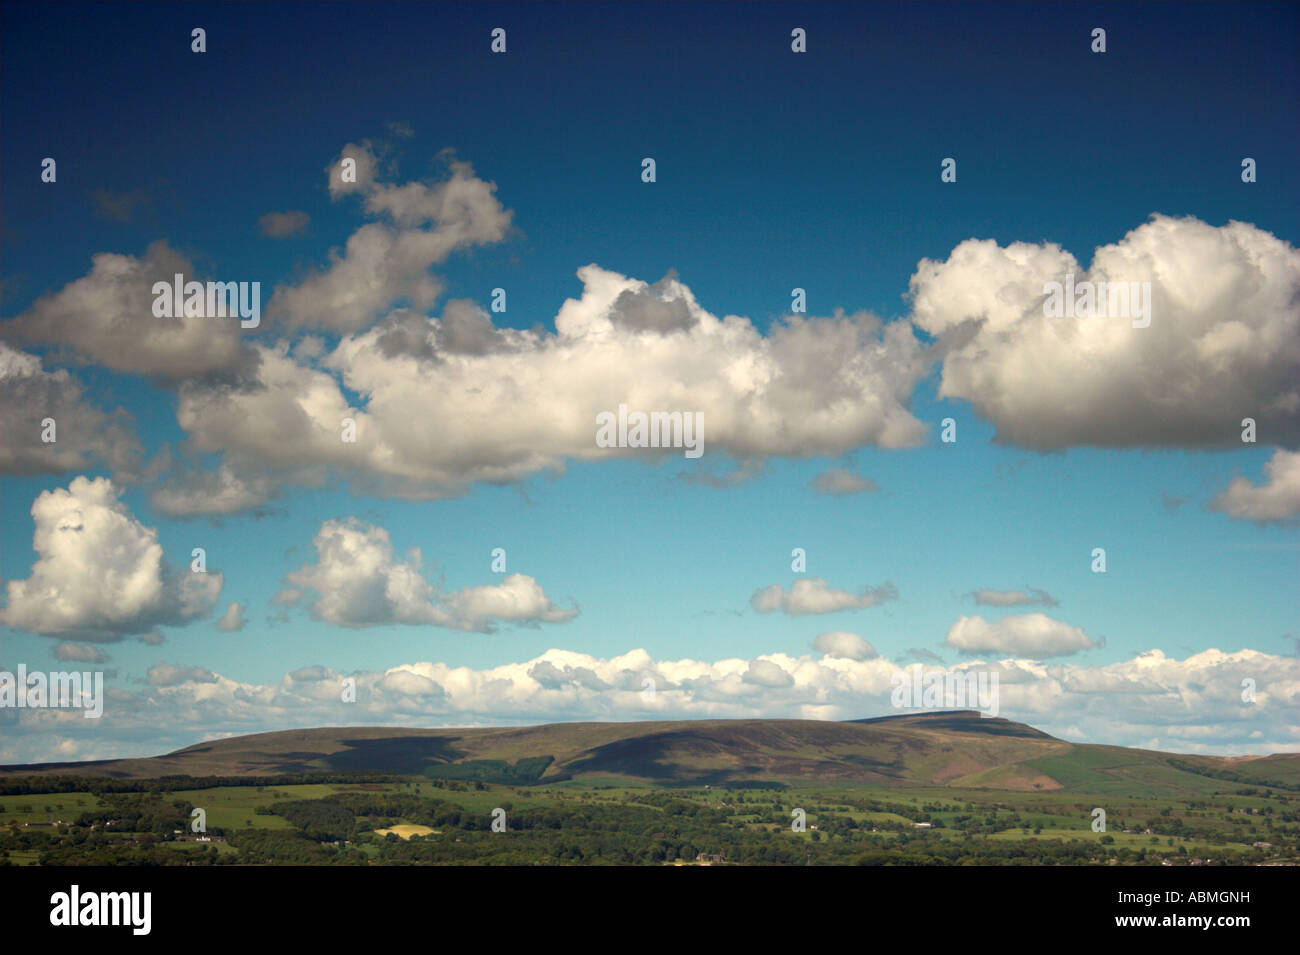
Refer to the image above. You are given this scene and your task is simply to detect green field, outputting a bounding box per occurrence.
[3,772,1292,866]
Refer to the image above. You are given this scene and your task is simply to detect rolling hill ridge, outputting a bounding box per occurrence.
[4,711,1298,796]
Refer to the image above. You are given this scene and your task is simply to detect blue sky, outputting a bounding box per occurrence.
[1,1,1297,761]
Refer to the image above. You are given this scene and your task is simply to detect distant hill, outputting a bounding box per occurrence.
[4,711,1298,795]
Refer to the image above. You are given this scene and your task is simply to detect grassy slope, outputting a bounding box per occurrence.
[3,711,1296,797]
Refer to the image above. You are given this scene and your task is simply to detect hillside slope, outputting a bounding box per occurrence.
[3,711,1297,795]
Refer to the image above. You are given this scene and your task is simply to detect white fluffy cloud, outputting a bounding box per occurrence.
[326,140,381,198]
[751,578,898,616]
[4,241,257,382]
[4,646,1294,765]
[0,476,223,640]
[438,574,579,630]
[0,343,140,477]
[1210,448,1300,523]
[742,658,795,687]
[278,517,577,632]
[812,631,878,660]
[168,265,928,510]
[910,215,1300,449]
[945,613,1100,657]
[269,146,512,332]
[127,188,1300,519]
[216,602,246,632]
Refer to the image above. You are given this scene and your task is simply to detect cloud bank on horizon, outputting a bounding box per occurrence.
[0,645,1293,765]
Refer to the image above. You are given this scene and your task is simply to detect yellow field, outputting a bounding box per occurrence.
[374,824,439,839]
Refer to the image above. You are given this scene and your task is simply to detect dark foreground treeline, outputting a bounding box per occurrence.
[4,787,1289,866]
[0,772,403,796]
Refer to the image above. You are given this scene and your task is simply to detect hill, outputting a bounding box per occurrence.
[3,711,1298,795]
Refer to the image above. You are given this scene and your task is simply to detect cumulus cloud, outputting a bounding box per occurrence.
[971,588,1059,608]
[439,574,580,630]
[287,665,331,682]
[269,146,512,333]
[0,343,140,477]
[910,215,1300,449]
[149,462,275,518]
[812,631,878,660]
[369,300,512,361]
[53,642,111,664]
[945,613,1099,657]
[608,271,698,333]
[0,476,223,640]
[742,658,795,687]
[277,518,439,626]
[809,468,879,496]
[258,210,310,238]
[1210,448,1300,523]
[751,578,898,616]
[529,660,610,691]
[327,141,381,198]
[3,240,259,382]
[216,602,246,632]
[5,646,1294,765]
[166,266,927,512]
[278,517,577,632]
[375,668,446,701]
